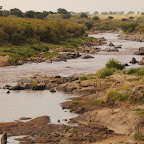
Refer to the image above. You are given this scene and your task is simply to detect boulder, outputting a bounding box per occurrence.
[104,48,118,52]
[134,47,144,55]
[130,57,139,64]
[109,42,114,47]
[139,57,144,65]
[50,88,56,93]
[1,132,7,144]
[81,55,95,59]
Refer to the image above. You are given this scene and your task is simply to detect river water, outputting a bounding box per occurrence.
[0,33,143,125]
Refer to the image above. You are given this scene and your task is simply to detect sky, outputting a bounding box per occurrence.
[1,0,144,13]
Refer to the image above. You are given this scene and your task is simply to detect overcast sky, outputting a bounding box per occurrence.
[1,0,144,12]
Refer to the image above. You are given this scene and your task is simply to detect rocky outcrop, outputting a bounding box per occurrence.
[1,132,7,144]
[134,47,144,55]
[81,55,95,59]
[139,57,144,65]
[77,108,141,135]
[109,42,114,47]
[104,47,119,52]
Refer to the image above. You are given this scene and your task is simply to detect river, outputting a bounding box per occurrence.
[0,33,143,124]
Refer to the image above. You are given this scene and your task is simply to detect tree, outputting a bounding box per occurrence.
[127,11,135,15]
[24,11,35,18]
[93,11,99,15]
[10,8,23,17]
[57,8,68,14]
[129,16,135,20]
[92,16,99,21]
[85,22,93,30]
[108,16,114,20]
[80,13,88,18]
[61,13,71,19]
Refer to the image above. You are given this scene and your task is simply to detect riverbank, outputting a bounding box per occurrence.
[2,64,144,143]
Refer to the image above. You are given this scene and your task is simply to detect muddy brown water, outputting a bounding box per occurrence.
[0,33,143,125]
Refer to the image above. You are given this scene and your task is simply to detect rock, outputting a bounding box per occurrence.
[50,88,56,93]
[114,45,122,49]
[134,47,144,55]
[125,63,129,66]
[1,132,7,144]
[100,37,107,41]
[46,60,52,63]
[6,91,10,94]
[139,57,144,65]
[55,76,61,79]
[109,42,114,47]
[11,82,25,90]
[58,120,60,123]
[104,48,118,52]
[130,57,138,64]
[81,55,95,59]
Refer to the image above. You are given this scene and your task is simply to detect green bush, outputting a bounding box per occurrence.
[106,88,130,101]
[79,76,88,81]
[72,128,78,134]
[96,67,117,78]
[70,101,82,107]
[124,67,144,76]
[106,58,125,70]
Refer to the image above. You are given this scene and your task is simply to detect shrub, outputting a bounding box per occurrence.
[106,58,125,70]
[96,67,117,78]
[92,16,99,21]
[106,88,130,101]
[124,67,144,76]
[70,101,82,107]
[92,99,103,104]
[72,128,78,134]
[135,133,144,140]
[79,76,88,81]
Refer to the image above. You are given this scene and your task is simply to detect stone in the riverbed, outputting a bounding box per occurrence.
[104,47,118,52]
[1,132,7,144]
[6,91,10,94]
[81,55,95,59]
[46,60,52,63]
[55,76,61,79]
[125,63,129,66]
[130,57,138,64]
[50,88,56,93]
[109,42,114,47]
[134,47,144,55]
[139,57,144,65]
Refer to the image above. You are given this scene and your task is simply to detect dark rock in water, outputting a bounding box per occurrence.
[139,57,144,65]
[6,91,10,94]
[58,120,60,123]
[130,57,139,64]
[125,63,129,66]
[55,76,61,79]
[50,88,56,93]
[109,42,114,47]
[81,55,95,59]
[1,132,7,144]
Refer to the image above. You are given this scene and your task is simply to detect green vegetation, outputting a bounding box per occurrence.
[106,88,131,101]
[124,67,144,76]
[92,99,103,104]
[79,75,96,82]
[96,59,125,78]
[106,58,125,70]
[72,128,78,134]
[70,101,82,107]
[79,76,88,81]
[96,67,117,78]
[135,133,144,140]
[30,82,38,87]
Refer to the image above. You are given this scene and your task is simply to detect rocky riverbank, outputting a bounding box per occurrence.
[3,68,144,143]
[119,33,144,42]
[0,38,106,67]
